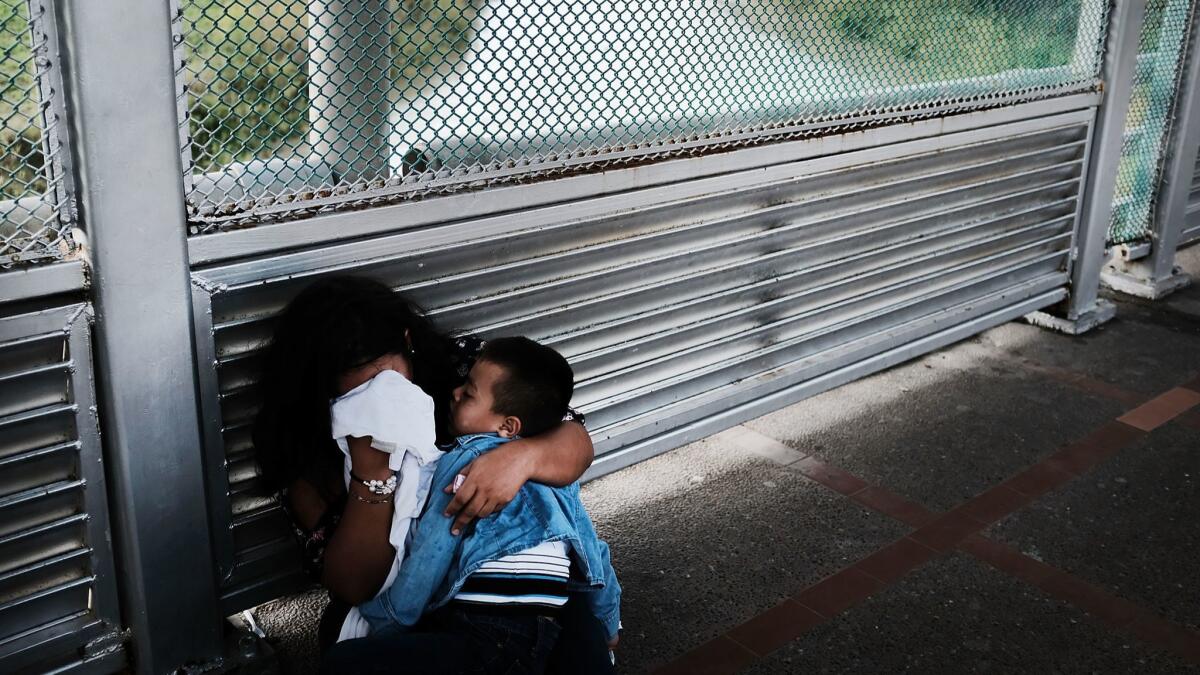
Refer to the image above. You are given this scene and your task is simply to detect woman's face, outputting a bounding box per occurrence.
[335,351,413,396]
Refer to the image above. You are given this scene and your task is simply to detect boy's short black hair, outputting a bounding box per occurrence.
[478,337,573,437]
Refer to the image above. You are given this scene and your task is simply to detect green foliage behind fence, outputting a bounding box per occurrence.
[182,0,479,172]
[752,0,1083,84]
[1,0,44,202]
[180,0,1093,175]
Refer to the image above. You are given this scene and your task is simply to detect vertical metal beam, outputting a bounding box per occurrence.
[1066,0,1149,324]
[1142,3,1200,280]
[56,0,223,673]
[308,0,391,182]
[1100,1,1199,298]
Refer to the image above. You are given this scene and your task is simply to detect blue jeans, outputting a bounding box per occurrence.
[320,594,614,675]
[321,608,561,675]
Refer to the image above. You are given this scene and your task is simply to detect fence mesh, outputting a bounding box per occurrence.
[1,0,72,267]
[1108,0,1197,245]
[178,0,1110,234]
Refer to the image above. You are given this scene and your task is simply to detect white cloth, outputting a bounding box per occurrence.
[329,369,443,641]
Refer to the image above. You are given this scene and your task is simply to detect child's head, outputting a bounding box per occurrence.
[451,337,573,438]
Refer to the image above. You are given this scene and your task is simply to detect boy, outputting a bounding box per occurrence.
[326,337,621,675]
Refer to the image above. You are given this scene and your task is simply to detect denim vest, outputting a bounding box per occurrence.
[357,434,622,639]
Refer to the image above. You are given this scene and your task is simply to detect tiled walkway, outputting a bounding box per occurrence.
[648,382,1200,674]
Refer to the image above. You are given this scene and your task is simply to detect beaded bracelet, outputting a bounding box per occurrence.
[350,471,397,495]
[352,491,393,505]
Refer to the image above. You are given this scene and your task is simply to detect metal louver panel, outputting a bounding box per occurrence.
[193,105,1091,612]
[1183,142,1200,245]
[0,305,124,673]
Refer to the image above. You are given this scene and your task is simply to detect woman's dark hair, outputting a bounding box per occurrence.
[252,275,456,500]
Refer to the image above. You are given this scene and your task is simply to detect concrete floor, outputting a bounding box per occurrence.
[246,245,1200,674]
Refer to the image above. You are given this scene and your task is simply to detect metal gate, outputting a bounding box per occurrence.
[0,0,1173,672]
[1098,0,1200,297]
[172,0,1131,623]
[190,94,1098,613]
[0,303,124,674]
[0,0,127,670]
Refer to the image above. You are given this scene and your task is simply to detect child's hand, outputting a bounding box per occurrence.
[607,634,619,650]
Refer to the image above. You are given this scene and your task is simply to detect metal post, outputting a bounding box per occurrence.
[308,0,391,182]
[56,0,224,672]
[1103,3,1199,298]
[1033,0,1147,333]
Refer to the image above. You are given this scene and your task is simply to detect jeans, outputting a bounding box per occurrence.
[546,594,615,675]
[319,594,614,675]
[320,608,561,675]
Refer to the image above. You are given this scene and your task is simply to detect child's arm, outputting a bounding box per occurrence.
[443,420,592,533]
[356,451,473,631]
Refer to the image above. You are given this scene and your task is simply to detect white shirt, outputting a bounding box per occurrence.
[328,369,443,641]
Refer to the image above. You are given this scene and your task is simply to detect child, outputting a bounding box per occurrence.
[328,337,621,675]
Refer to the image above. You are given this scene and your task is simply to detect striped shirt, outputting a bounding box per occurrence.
[452,541,571,612]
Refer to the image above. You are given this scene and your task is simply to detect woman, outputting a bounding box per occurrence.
[252,276,612,672]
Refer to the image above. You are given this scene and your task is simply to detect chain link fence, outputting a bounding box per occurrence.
[178,0,1110,234]
[1108,0,1197,245]
[1,0,72,267]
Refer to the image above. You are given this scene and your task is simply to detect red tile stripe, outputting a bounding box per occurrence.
[1117,387,1200,431]
[793,567,885,618]
[655,537,939,675]
[653,375,1198,674]
[1042,421,1145,476]
[724,599,824,657]
[653,635,757,675]
[962,535,1200,664]
[656,413,1148,670]
[790,455,868,495]
[1016,358,1200,434]
[853,537,940,585]
[848,485,936,527]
